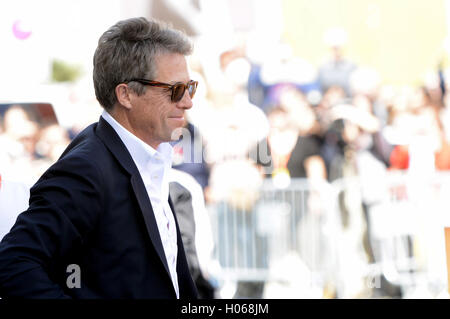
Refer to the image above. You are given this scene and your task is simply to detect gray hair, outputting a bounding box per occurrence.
[93,17,193,110]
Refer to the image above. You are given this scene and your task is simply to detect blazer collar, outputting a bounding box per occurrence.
[95,116,138,176]
[95,116,172,281]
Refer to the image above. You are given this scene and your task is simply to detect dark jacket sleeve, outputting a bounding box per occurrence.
[0,154,104,298]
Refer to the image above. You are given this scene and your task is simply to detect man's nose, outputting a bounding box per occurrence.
[178,90,193,109]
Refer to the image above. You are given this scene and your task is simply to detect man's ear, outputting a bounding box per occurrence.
[115,84,133,110]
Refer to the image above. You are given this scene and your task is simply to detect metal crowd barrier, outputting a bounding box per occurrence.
[351,172,450,297]
[208,173,450,298]
[208,178,342,298]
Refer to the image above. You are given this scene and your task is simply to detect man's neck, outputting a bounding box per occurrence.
[105,107,160,150]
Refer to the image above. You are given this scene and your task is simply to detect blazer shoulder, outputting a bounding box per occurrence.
[61,123,103,156]
[59,117,139,177]
[58,123,114,169]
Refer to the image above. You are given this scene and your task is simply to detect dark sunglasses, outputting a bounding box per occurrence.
[127,79,198,102]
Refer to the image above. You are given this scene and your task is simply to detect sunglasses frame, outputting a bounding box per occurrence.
[126,79,198,102]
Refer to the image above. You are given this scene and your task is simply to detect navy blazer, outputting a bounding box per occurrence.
[0,117,198,299]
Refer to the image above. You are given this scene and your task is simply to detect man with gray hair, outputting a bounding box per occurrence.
[0,17,199,299]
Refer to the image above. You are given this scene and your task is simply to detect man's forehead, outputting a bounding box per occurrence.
[155,53,190,79]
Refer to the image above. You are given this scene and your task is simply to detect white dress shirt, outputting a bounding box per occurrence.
[101,111,179,298]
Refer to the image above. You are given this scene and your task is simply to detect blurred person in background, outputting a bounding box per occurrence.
[318,28,357,98]
[251,87,328,209]
[315,85,348,143]
[249,90,336,298]
[247,61,268,110]
[173,61,215,198]
[34,124,71,163]
[439,84,450,143]
[171,118,210,191]
[250,41,320,113]
[169,168,219,299]
[0,109,34,241]
[375,85,450,297]
[201,50,269,207]
[388,86,450,173]
[278,87,326,183]
[280,89,330,284]
[0,17,198,299]
[0,105,40,185]
[32,124,71,178]
[352,93,392,167]
[251,106,297,183]
[203,49,269,299]
[324,99,388,298]
[0,107,71,243]
[439,86,450,156]
[382,86,416,170]
[317,86,349,177]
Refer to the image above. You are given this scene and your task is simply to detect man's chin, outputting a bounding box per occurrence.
[168,117,186,126]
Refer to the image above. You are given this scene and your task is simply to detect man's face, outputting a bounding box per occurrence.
[128,52,193,149]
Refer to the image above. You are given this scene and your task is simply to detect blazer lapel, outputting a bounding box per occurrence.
[95,117,170,277]
[131,174,170,276]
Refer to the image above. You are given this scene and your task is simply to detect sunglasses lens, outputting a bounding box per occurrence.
[172,84,186,102]
[188,82,197,99]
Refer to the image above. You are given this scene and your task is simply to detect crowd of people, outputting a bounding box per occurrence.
[188,40,450,193]
[0,104,72,186]
[1,29,450,299]
[181,36,450,298]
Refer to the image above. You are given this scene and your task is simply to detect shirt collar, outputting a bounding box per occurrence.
[101,110,173,170]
